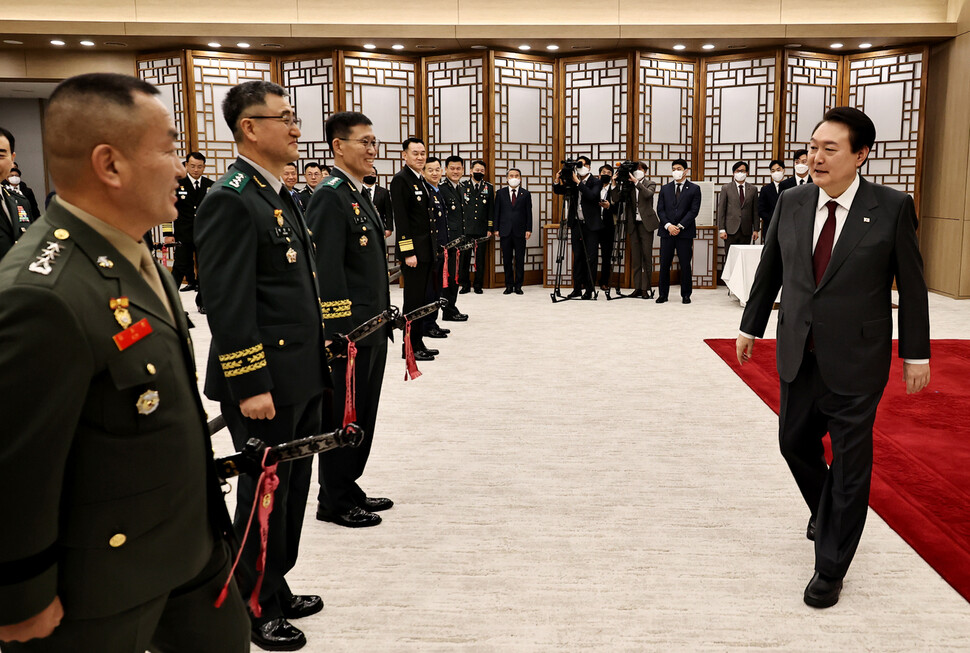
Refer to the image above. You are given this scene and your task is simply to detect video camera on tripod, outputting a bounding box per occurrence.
[614,160,639,189]
[558,158,580,188]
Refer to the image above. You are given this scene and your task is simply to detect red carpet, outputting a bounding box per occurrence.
[706,338,970,602]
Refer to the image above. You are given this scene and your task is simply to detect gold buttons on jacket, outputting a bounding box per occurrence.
[146,363,157,375]
[278,339,285,346]
[53,228,70,240]
[109,533,127,547]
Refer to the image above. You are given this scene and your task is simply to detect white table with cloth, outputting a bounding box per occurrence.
[721,244,780,307]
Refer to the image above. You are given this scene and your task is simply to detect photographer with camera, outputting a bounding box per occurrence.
[553,155,602,299]
[596,165,616,290]
[609,161,658,298]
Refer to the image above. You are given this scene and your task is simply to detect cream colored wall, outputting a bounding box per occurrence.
[0,51,135,79]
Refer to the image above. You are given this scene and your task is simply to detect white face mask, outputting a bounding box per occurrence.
[672,170,685,182]
[794,163,810,176]
[734,172,747,183]
[508,178,520,188]
[770,170,786,183]
[7,176,20,185]
[634,170,645,180]
[576,166,590,177]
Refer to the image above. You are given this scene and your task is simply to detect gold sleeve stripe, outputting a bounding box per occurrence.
[224,359,268,378]
[320,300,352,309]
[398,239,414,252]
[221,351,265,371]
[324,309,353,319]
[218,343,264,362]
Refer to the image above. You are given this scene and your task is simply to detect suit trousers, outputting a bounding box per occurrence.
[441,247,461,317]
[628,222,655,292]
[317,339,388,514]
[571,223,598,291]
[658,236,693,299]
[779,350,883,579]
[424,255,445,333]
[170,221,197,286]
[458,241,489,290]
[401,261,432,351]
[720,231,751,281]
[598,223,615,287]
[500,235,526,290]
[1,542,249,653]
[221,395,323,623]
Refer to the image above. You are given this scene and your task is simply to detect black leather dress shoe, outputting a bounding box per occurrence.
[404,350,434,361]
[426,328,449,338]
[316,505,382,528]
[423,348,439,356]
[251,618,306,651]
[361,496,394,512]
[474,288,483,294]
[459,287,471,294]
[503,287,513,294]
[442,313,468,322]
[804,572,842,608]
[644,289,655,299]
[514,288,524,295]
[656,296,668,303]
[582,291,594,300]
[566,289,583,298]
[682,297,691,304]
[179,283,198,292]
[807,517,817,541]
[281,595,324,620]
[197,305,207,314]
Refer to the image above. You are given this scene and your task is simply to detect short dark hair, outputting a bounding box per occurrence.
[320,164,331,174]
[769,159,785,169]
[303,162,322,173]
[283,162,298,170]
[471,159,487,170]
[0,127,14,152]
[637,161,648,172]
[10,166,20,174]
[508,168,521,175]
[325,111,373,148]
[186,151,206,163]
[222,80,288,141]
[425,156,441,166]
[731,161,748,173]
[444,155,464,167]
[793,148,809,161]
[599,165,613,174]
[402,137,425,151]
[576,156,591,167]
[50,73,158,109]
[672,158,688,169]
[815,106,876,154]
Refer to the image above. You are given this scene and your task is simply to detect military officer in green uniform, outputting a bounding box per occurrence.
[0,74,248,652]
[439,155,468,321]
[304,111,394,528]
[458,159,495,294]
[0,127,33,261]
[195,80,331,652]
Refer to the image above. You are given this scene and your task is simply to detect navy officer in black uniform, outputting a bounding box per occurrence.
[458,159,494,294]
[0,73,248,652]
[195,80,332,652]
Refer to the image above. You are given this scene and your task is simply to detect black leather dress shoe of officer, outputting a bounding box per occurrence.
[251,617,307,651]
[281,595,324,620]
[804,572,842,608]
[316,505,382,528]
[361,496,394,512]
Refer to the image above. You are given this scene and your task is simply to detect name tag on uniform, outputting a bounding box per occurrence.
[275,226,292,238]
[113,318,153,351]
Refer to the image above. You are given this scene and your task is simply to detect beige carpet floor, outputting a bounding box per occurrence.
[187,284,970,652]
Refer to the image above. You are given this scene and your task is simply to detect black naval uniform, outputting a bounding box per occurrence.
[0,201,248,652]
[298,185,315,211]
[438,180,465,318]
[424,181,448,333]
[0,186,33,261]
[196,157,333,625]
[171,175,212,291]
[305,169,391,517]
[458,178,494,292]
[391,166,436,353]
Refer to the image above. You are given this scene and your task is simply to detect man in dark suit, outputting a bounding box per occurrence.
[597,164,617,290]
[439,155,469,320]
[196,80,331,651]
[362,166,392,236]
[738,107,931,609]
[717,160,760,279]
[305,112,393,529]
[494,168,533,294]
[0,73,248,652]
[458,159,494,294]
[170,152,212,293]
[298,162,323,208]
[655,158,701,304]
[4,166,41,221]
[758,159,787,235]
[779,148,813,192]
[613,161,660,298]
[553,155,603,299]
[391,137,437,361]
[0,127,34,261]
[282,161,305,213]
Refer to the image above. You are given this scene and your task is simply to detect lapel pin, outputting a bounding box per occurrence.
[97,256,114,269]
[863,217,870,223]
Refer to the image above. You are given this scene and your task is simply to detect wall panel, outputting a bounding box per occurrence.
[280,55,335,167]
[783,52,840,159]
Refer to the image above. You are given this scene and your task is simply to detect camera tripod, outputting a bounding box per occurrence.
[550,191,598,303]
[604,181,637,301]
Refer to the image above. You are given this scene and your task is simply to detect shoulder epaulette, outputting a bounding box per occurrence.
[222,170,251,194]
[18,229,75,287]
[323,176,345,189]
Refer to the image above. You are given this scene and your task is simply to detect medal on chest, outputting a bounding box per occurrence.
[286,247,297,263]
[275,209,284,227]
[110,296,132,328]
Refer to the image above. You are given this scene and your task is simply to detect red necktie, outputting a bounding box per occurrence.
[738,184,745,205]
[511,189,517,206]
[813,200,839,286]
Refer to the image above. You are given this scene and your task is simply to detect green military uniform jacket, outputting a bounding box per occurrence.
[0,201,229,625]
[195,157,332,408]
[439,180,466,242]
[0,186,33,260]
[460,179,495,237]
[305,169,390,346]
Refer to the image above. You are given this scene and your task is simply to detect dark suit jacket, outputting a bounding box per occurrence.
[758,181,781,233]
[0,202,231,622]
[175,175,214,227]
[196,157,330,407]
[717,181,759,235]
[494,186,533,238]
[553,174,604,231]
[740,177,930,396]
[368,184,392,232]
[779,174,813,192]
[0,186,32,260]
[391,167,434,263]
[611,179,661,231]
[656,180,702,239]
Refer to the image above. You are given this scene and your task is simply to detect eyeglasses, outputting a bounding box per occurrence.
[335,137,381,150]
[246,113,302,129]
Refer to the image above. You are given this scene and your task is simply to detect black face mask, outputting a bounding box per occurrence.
[472,172,485,182]
[600,175,612,184]
[362,175,377,185]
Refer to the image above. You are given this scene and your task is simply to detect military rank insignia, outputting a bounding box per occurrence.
[97,256,114,269]
[352,202,360,216]
[113,318,153,351]
[135,389,160,415]
[110,296,132,328]
[359,235,368,247]
[286,247,297,263]
[275,209,284,227]
[28,241,63,276]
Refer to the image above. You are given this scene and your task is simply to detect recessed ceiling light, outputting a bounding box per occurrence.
[391,44,405,50]
[830,42,843,49]
[3,39,23,45]
[470,45,487,50]
[236,42,250,48]
[518,45,531,51]
[363,43,377,50]
[207,42,221,48]
[702,43,715,50]
[546,44,559,51]
[673,44,687,51]
[50,40,65,46]
[80,40,95,47]
[859,42,873,49]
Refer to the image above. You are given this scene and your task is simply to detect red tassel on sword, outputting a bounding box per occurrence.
[403,318,422,381]
[342,340,357,427]
[442,247,449,288]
